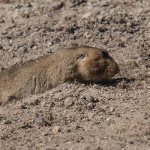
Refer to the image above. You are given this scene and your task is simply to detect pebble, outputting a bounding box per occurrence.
[84,94,95,102]
[106,117,111,122]
[52,126,61,133]
[110,107,115,112]
[87,102,94,110]
[84,32,92,39]
[88,112,95,119]
[47,42,53,46]
[64,97,74,107]
[82,12,91,18]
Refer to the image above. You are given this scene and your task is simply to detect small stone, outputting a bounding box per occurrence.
[47,42,53,46]
[64,97,74,107]
[82,12,91,18]
[21,9,30,18]
[87,103,94,110]
[130,110,134,112]
[80,95,85,99]
[84,94,95,102]
[41,101,46,107]
[52,126,61,133]
[32,46,37,50]
[88,112,95,119]
[126,22,132,27]
[52,1,64,10]
[84,32,92,39]
[110,107,115,112]
[106,117,111,122]
[19,47,28,53]
[9,40,13,44]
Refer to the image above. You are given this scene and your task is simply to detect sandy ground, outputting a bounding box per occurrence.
[0,0,150,149]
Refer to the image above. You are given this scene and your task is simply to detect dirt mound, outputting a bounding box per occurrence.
[0,0,150,149]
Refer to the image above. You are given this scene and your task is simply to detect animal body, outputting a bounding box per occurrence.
[0,46,119,104]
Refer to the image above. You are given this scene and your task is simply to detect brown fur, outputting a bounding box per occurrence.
[0,46,119,104]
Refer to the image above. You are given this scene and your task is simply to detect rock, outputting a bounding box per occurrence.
[52,126,61,133]
[84,32,92,39]
[106,117,111,122]
[82,12,91,18]
[52,1,64,10]
[84,94,94,102]
[110,107,115,112]
[47,42,53,46]
[87,102,94,110]
[87,112,95,119]
[64,97,74,107]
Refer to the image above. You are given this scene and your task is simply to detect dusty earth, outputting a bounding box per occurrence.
[0,0,150,149]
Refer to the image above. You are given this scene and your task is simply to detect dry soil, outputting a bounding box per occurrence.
[0,0,150,150]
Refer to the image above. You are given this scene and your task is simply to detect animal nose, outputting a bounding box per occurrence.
[102,50,109,58]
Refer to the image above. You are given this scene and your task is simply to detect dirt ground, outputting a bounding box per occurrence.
[0,0,150,149]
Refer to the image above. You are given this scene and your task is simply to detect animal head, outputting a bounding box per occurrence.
[73,46,120,82]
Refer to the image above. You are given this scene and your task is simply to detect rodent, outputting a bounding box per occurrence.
[0,46,119,104]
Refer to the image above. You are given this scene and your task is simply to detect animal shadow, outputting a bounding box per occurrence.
[95,77,135,87]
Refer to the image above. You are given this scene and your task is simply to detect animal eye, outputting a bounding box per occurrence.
[79,53,86,59]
